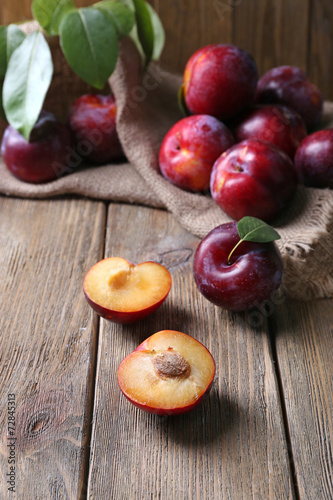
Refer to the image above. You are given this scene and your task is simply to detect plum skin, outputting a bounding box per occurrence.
[231,104,307,159]
[294,129,333,188]
[210,138,298,222]
[183,44,258,120]
[119,380,214,416]
[255,65,323,130]
[83,288,170,324]
[68,93,123,164]
[1,112,74,184]
[193,222,283,312]
[159,114,235,192]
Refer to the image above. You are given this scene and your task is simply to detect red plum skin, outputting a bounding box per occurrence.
[210,138,298,222]
[193,222,283,311]
[183,44,258,120]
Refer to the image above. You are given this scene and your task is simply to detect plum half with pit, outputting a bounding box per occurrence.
[117,330,216,415]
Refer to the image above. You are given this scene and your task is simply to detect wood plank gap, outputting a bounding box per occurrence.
[306,0,314,75]
[80,203,107,500]
[101,201,109,260]
[231,0,236,45]
[268,315,301,500]
[80,313,101,500]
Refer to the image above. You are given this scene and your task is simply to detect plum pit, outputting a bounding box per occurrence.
[152,348,191,379]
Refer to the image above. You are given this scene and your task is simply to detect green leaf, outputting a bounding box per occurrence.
[127,21,144,59]
[122,0,164,62]
[111,0,135,13]
[132,0,154,65]
[93,0,135,37]
[32,0,75,36]
[146,3,164,61]
[237,216,281,243]
[0,79,6,120]
[178,84,190,117]
[0,25,26,78]
[3,30,53,140]
[227,216,281,263]
[59,7,118,89]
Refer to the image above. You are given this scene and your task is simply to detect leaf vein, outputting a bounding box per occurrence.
[78,9,100,81]
[23,32,41,138]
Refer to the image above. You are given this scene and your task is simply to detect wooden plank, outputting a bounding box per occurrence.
[0,196,105,499]
[87,204,295,499]
[307,0,333,100]
[149,0,233,74]
[233,0,310,76]
[272,298,333,499]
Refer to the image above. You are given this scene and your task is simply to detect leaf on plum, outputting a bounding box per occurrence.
[3,30,53,140]
[237,216,281,243]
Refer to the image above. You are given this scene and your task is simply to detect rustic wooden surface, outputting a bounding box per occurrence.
[0,197,106,499]
[0,197,331,499]
[0,3,333,497]
[1,0,333,100]
[272,298,333,500]
[87,204,293,499]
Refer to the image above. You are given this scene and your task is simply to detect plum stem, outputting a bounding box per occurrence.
[227,238,244,264]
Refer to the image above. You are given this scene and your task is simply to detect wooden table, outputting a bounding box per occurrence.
[0,195,332,499]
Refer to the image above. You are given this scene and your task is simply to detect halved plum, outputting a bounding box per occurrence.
[117,330,216,415]
[83,257,172,324]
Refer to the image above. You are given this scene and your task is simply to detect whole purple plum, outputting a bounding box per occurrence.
[193,221,283,311]
[294,129,333,188]
[183,44,258,120]
[256,65,323,130]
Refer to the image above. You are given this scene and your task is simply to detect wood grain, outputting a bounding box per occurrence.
[272,298,333,500]
[87,204,295,499]
[149,0,233,74]
[307,0,333,101]
[0,196,105,499]
[233,0,310,76]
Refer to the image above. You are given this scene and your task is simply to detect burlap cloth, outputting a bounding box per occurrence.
[0,37,332,300]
